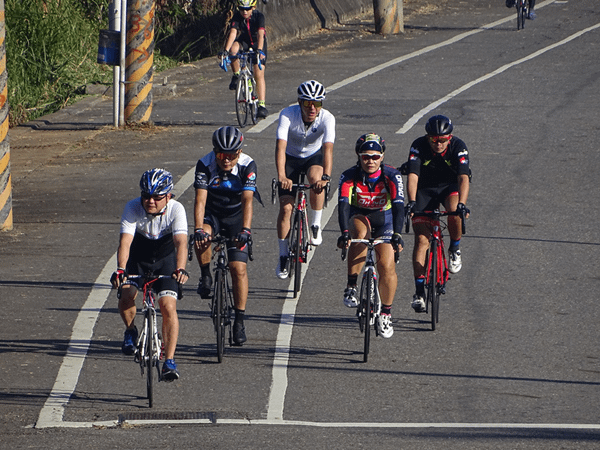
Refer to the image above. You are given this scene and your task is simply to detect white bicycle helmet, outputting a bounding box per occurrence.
[297,80,326,101]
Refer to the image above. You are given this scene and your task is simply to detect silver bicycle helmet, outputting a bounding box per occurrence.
[297,80,326,101]
[212,126,244,153]
[425,115,454,136]
[140,168,173,196]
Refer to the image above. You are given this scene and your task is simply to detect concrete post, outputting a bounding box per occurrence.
[0,0,12,231]
[373,0,403,35]
[125,0,154,123]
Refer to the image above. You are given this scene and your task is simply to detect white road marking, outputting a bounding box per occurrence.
[396,21,600,134]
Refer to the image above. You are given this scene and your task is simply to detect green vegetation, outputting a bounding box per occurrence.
[5,0,234,127]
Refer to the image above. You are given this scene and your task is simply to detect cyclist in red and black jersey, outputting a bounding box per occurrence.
[222,0,268,118]
[337,134,405,338]
[402,115,471,313]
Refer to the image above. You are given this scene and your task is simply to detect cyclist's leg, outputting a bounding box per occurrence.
[157,293,178,361]
[194,216,215,297]
[118,285,138,328]
[371,212,397,308]
[443,188,461,244]
[229,41,241,73]
[348,215,370,280]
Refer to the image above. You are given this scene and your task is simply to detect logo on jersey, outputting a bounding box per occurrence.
[248,172,256,181]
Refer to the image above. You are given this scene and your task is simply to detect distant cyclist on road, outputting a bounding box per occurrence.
[275,80,335,279]
[110,168,189,382]
[506,0,536,20]
[221,0,269,119]
[402,115,471,313]
[193,126,260,346]
[337,134,405,338]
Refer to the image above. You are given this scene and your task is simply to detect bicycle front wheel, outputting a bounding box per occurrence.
[362,270,375,362]
[289,210,303,297]
[249,77,258,125]
[214,269,226,362]
[235,76,248,127]
[517,0,526,30]
[146,311,155,407]
[429,240,439,331]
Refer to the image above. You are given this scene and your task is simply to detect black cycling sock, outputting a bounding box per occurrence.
[234,309,245,322]
[347,274,358,287]
[381,305,392,315]
[200,264,211,278]
[415,276,425,296]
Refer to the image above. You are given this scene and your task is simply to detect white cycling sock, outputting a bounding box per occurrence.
[311,209,323,228]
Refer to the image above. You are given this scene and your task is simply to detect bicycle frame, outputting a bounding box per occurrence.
[210,235,235,362]
[516,0,528,30]
[235,51,258,128]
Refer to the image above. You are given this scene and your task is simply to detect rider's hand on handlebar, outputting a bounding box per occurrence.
[235,227,252,250]
[194,228,211,248]
[110,268,128,289]
[313,179,328,194]
[456,202,470,218]
[391,233,404,251]
[337,231,351,249]
[279,176,293,192]
[172,268,189,284]
[405,201,416,217]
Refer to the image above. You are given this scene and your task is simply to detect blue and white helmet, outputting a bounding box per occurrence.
[140,168,173,196]
[297,80,326,101]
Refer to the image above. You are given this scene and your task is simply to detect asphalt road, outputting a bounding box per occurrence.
[2,0,600,448]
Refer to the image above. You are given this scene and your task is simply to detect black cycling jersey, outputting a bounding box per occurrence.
[230,10,266,50]
[194,152,260,217]
[405,136,470,188]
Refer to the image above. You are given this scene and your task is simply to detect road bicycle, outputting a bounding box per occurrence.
[219,50,261,128]
[516,0,528,30]
[406,210,465,331]
[272,172,329,298]
[119,273,169,408]
[341,238,398,363]
[188,234,253,362]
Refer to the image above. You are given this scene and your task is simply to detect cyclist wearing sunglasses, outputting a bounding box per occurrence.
[337,134,405,338]
[274,80,335,278]
[193,126,261,345]
[221,0,269,118]
[111,168,189,381]
[402,114,471,313]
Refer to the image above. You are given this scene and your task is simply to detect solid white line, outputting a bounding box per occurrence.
[396,21,600,134]
[266,191,337,420]
[247,0,557,135]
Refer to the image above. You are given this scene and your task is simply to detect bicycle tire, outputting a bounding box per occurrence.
[235,75,248,127]
[146,310,154,407]
[293,211,304,297]
[214,269,226,362]
[249,77,258,125]
[430,239,439,331]
[363,269,374,362]
[517,0,526,30]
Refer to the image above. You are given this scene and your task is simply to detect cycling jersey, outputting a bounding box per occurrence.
[193,152,259,217]
[276,105,336,159]
[120,198,188,262]
[405,136,470,188]
[338,164,405,235]
[230,10,266,50]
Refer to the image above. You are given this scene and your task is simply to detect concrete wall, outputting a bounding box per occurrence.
[256,0,374,45]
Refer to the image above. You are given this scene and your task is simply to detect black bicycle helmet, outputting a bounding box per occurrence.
[297,80,326,101]
[425,115,453,136]
[140,168,173,196]
[355,133,386,154]
[212,126,244,153]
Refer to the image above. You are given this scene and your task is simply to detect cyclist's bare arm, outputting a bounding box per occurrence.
[406,172,419,205]
[314,141,333,193]
[113,232,134,287]
[173,233,189,284]
[275,139,292,191]
[193,188,211,247]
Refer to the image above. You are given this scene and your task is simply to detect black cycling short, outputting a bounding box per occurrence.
[278,150,323,198]
[125,255,182,299]
[204,210,249,264]
[414,184,459,212]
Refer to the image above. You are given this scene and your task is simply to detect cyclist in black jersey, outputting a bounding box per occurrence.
[193,126,260,345]
[222,0,269,118]
[402,115,471,313]
[506,0,536,20]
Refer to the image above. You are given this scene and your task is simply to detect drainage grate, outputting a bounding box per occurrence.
[118,411,217,423]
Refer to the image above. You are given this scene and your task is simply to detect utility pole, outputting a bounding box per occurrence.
[373,0,403,35]
[125,0,155,123]
[0,0,12,231]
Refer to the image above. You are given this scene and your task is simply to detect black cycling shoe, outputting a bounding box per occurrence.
[257,105,269,119]
[229,74,239,91]
[197,274,212,299]
[232,320,247,346]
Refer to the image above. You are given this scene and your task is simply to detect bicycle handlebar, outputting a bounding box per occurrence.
[340,237,399,263]
[404,209,466,235]
[188,233,254,262]
[271,178,330,207]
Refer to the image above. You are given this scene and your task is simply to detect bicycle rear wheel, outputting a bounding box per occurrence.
[213,270,226,362]
[235,76,248,127]
[146,311,155,407]
[249,77,258,125]
[429,240,439,331]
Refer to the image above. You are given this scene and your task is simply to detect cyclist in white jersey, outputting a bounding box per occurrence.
[110,168,189,381]
[275,80,336,279]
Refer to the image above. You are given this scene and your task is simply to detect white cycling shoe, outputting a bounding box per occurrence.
[377,314,394,338]
[411,294,426,313]
[310,225,322,246]
[448,249,462,274]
